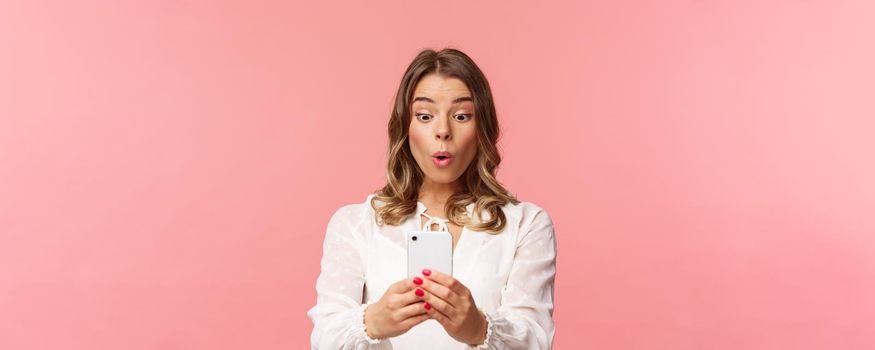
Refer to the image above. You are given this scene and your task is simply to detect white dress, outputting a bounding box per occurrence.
[307,194,557,349]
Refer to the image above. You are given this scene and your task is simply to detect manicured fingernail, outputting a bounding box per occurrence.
[424,302,431,310]
[413,277,422,285]
[422,268,431,276]
[415,288,424,297]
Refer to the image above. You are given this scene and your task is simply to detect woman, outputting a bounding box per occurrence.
[307,48,557,349]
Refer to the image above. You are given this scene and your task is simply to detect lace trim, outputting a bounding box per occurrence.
[355,301,386,345]
[469,308,494,349]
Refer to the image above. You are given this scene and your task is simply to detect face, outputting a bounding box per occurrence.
[408,74,478,188]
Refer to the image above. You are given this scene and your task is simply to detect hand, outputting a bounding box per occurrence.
[414,268,488,345]
[363,278,430,339]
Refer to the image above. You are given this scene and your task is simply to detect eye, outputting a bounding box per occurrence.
[415,113,433,121]
[454,114,472,121]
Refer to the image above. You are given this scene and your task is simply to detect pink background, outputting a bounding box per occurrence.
[2,0,873,349]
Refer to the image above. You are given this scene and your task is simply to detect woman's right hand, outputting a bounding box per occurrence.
[363,277,430,339]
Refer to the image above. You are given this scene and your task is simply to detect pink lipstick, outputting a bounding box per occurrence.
[432,151,453,168]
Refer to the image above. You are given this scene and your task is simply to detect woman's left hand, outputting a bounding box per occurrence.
[413,268,487,346]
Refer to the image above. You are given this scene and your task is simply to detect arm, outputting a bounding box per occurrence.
[475,208,557,349]
[306,206,392,350]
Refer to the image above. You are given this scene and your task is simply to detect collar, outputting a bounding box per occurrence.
[416,201,476,218]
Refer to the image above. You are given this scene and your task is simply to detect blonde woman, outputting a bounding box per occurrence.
[307,48,557,349]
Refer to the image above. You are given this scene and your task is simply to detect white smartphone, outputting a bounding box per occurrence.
[406,230,453,278]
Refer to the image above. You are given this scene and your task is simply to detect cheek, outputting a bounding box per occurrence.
[458,128,478,150]
[408,126,427,155]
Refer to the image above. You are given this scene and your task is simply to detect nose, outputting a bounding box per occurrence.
[434,115,452,141]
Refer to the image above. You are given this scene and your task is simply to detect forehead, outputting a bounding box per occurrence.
[412,74,471,100]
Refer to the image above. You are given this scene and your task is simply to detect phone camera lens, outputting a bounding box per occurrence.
[412,236,418,241]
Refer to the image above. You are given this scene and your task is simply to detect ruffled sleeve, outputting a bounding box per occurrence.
[307,205,394,349]
[468,207,557,349]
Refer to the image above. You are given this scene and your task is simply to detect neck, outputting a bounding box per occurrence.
[417,179,460,206]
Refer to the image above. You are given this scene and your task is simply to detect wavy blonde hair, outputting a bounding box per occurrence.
[369,48,519,234]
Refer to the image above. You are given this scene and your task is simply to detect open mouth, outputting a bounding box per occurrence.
[433,155,453,167]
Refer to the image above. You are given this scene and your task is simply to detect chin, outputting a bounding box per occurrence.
[426,173,461,184]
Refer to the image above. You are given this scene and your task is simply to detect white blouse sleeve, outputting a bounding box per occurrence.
[307,205,393,350]
[473,207,557,349]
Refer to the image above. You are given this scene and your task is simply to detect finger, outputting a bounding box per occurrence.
[418,287,457,318]
[389,287,427,309]
[423,301,452,328]
[398,313,430,330]
[419,275,459,307]
[395,300,428,320]
[422,269,469,296]
[388,277,416,294]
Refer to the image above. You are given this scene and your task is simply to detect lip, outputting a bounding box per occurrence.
[433,156,453,168]
[432,151,453,168]
[432,151,453,158]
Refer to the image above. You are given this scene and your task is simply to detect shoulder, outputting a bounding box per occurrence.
[501,198,552,225]
[466,192,553,231]
[501,199,555,244]
[327,194,381,228]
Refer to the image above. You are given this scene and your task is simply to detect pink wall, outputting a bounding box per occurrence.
[2,0,873,349]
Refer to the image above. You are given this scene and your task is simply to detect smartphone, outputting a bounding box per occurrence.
[406,230,453,278]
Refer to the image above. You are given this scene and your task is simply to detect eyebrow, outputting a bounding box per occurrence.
[412,96,473,104]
